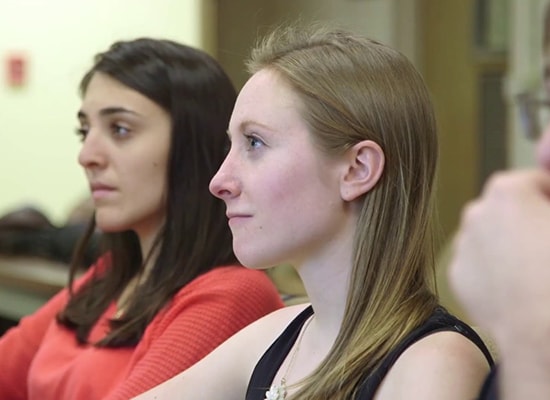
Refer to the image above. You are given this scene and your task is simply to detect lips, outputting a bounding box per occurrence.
[90,182,116,200]
[226,211,251,219]
[226,212,252,225]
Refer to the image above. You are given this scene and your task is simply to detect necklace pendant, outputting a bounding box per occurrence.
[264,380,286,400]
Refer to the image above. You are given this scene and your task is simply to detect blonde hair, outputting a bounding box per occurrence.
[247,24,439,399]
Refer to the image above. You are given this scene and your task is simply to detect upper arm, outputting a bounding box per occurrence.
[376,331,491,400]
[131,319,269,400]
[132,304,309,400]
[107,267,284,399]
[0,286,69,398]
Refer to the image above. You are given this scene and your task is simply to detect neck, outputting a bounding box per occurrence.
[295,238,353,346]
[135,221,164,272]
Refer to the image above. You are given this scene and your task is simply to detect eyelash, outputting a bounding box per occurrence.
[74,123,131,141]
[75,126,88,142]
[244,133,264,150]
[111,123,130,138]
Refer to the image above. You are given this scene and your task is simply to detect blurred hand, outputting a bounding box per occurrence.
[449,169,550,348]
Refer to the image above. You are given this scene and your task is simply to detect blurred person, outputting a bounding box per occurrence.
[449,5,550,399]
[0,200,99,266]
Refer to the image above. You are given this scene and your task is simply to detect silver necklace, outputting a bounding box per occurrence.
[264,315,314,400]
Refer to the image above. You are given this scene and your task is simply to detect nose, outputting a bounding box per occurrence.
[536,124,550,170]
[209,155,240,200]
[78,130,107,170]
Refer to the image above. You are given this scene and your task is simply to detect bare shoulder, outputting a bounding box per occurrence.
[375,331,490,400]
[205,302,312,368]
[205,302,310,366]
[253,302,312,327]
[134,303,311,400]
[229,302,311,346]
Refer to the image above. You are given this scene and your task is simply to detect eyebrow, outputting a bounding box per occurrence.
[77,107,141,119]
[237,119,274,133]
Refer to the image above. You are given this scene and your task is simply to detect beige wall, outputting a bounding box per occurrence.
[0,0,214,224]
[418,0,479,240]
[419,0,547,239]
[217,0,418,90]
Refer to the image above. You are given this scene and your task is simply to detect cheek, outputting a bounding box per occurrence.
[125,155,168,209]
[266,169,329,226]
[151,163,168,201]
[149,148,169,178]
[265,164,309,204]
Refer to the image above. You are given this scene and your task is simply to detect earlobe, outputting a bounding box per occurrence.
[340,140,385,201]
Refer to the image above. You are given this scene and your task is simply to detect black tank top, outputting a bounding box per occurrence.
[246,305,494,400]
[478,367,499,400]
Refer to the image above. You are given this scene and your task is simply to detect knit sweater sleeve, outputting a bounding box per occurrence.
[105,266,284,400]
[0,264,99,399]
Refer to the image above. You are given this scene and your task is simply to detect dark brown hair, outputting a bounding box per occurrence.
[57,38,238,347]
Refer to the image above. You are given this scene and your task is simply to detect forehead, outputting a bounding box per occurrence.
[84,73,131,98]
[230,69,308,132]
[81,73,158,114]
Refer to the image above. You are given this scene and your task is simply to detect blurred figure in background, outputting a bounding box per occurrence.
[0,198,98,266]
[449,4,550,399]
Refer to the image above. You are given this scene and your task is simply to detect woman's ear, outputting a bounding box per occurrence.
[340,140,385,201]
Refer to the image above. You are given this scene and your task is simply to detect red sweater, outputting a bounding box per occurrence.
[0,259,283,399]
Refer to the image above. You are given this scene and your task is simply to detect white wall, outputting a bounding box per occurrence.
[0,0,214,224]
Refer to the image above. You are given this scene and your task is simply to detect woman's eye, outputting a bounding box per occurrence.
[112,123,130,138]
[75,126,89,141]
[245,134,264,150]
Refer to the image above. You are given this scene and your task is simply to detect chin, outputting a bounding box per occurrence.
[94,216,129,233]
[95,224,127,233]
[234,252,281,271]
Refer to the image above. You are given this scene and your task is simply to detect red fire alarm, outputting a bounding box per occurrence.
[6,54,27,87]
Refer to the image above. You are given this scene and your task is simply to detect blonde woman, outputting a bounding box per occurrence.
[135,25,493,400]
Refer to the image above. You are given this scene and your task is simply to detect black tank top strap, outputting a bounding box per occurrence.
[246,306,494,400]
[478,365,499,400]
[246,305,314,400]
[355,307,495,399]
